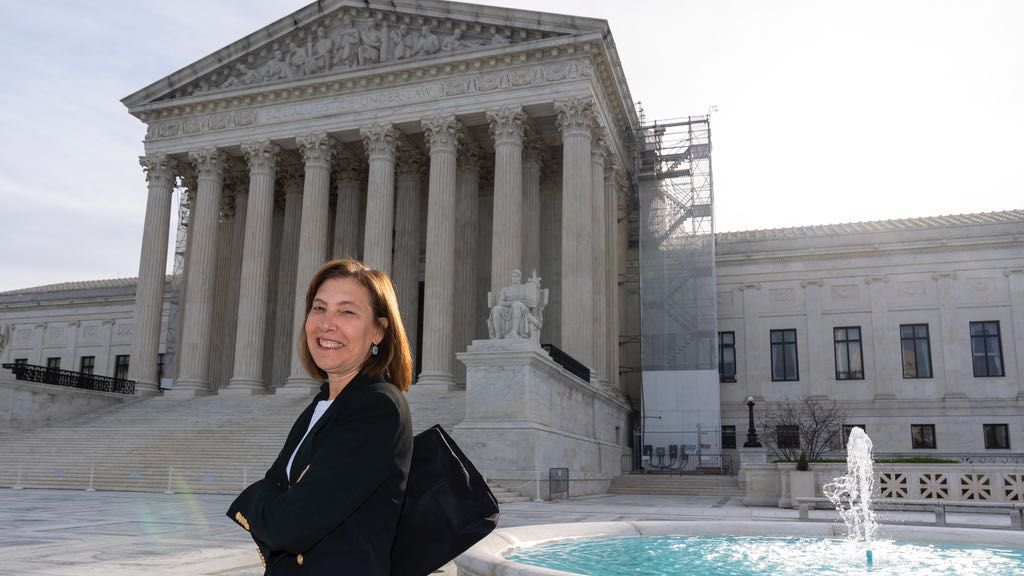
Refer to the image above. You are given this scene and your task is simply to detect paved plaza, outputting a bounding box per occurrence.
[1,488,1021,575]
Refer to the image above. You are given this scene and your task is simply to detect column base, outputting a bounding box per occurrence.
[415,371,454,388]
[219,379,267,396]
[276,377,320,396]
[163,379,211,399]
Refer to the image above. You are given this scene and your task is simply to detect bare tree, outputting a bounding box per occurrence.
[755,396,847,462]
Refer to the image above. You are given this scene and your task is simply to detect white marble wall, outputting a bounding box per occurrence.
[716,224,1024,457]
[455,339,631,498]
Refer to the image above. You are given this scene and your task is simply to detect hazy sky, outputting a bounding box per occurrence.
[0,0,1020,292]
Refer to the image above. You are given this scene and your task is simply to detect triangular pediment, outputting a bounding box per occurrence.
[122,0,609,110]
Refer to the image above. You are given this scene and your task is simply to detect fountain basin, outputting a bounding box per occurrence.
[455,520,1024,575]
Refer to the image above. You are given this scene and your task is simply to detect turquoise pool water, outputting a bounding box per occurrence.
[505,535,1024,575]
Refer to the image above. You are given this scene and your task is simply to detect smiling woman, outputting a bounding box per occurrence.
[227,258,414,575]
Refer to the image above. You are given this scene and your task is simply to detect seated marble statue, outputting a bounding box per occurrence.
[487,269,547,342]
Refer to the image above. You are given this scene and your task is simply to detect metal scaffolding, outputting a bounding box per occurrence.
[631,115,720,470]
[635,115,716,372]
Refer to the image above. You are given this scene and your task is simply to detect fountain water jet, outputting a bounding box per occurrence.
[823,426,878,565]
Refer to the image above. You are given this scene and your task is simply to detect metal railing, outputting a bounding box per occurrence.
[628,447,733,475]
[541,343,590,382]
[2,363,136,395]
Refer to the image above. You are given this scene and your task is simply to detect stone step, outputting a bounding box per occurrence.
[0,384,468,494]
[607,473,744,497]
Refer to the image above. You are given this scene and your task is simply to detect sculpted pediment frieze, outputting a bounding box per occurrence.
[158,7,566,103]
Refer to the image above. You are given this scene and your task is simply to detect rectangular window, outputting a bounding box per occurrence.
[770,329,799,381]
[79,356,95,375]
[718,332,736,383]
[721,425,737,449]
[984,424,1010,449]
[900,324,933,378]
[777,424,800,449]
[46,357,61,370]
[970,321,1005,377]
[842,424,866,448]
[114,355,130,380]
[14,358,28,366]
[911,424,936,449]
[834,326,864,380]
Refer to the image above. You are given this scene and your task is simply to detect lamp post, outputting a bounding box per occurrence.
[743,395,762,448]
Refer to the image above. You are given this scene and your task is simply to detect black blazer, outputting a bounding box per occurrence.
[227,373,413,575]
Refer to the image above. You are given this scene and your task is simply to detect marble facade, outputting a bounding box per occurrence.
[119,0,635,396]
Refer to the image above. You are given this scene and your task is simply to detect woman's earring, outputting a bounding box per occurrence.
[371,343,379,356]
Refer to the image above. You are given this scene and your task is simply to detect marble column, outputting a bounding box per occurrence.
[224,140,280,393]
[1005,269,1024,400]
[418,114,462,387]
[128,153,177,393]
[590,130,608,386]
[521,129,543,278]
[454,139,481,386]
[393,140,425,357]
[270,164,303,388]
[361,123,399,274]
[212,169,247,390]
[935,272,965,400]
[175,148,226,395]
[607,167,626,391]
[332,145,364,259]
[555,96,595,369]
[487,106,526,291]
[284,133,335,391]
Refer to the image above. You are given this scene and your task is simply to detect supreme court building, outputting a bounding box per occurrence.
[121,0,633,399]
[2,1,1022,494]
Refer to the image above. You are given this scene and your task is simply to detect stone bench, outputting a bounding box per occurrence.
[793,496,1024,529]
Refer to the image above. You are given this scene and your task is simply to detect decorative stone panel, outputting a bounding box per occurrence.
[918,473,948,499]
[1004,474,1024,501]
[878,472,907,498]
[959,473,991,500]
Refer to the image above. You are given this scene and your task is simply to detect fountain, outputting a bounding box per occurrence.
[823,426,878,567]
[459,425,1024,575]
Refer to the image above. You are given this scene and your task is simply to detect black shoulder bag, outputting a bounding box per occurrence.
[390,425,500,576]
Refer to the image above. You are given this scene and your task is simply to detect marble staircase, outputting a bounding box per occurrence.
[607,473,745,497]
[0,384,466,495]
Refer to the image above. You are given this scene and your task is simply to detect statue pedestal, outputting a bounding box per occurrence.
[454,339,632,499]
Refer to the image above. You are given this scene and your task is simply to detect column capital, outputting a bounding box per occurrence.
[276,161,305,195]
[396,140,427,177]
[457,138,482,174]
[486,105,526,145]
[422,114,463,153]
[332,144,366,184]
[555,96,595,136]
[219,191,237,222]
[139,153,178,185]
[297,133,336,166]
[361,123,400,160]
[591,125,609,164]
[188,148,227,180]
[523,126,545,165]
[241,139,281,174]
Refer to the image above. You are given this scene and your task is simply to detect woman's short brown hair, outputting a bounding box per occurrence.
[297,258,413,391]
